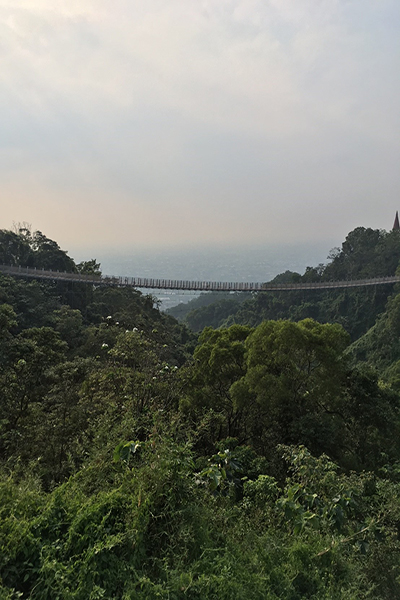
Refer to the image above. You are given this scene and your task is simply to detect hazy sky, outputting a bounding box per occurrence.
[1,0,399,254]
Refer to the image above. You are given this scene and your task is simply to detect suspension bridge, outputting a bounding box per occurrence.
[0,264,399,292]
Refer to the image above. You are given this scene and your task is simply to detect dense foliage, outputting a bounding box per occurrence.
[1,226,400,599]
[174,227,400,339]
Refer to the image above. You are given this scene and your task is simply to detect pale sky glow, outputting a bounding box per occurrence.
[1,0,399,254]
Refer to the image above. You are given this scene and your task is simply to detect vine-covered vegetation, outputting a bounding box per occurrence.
[1,226,400,599]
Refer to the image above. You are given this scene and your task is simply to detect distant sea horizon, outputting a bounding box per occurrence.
[74,241,337,310]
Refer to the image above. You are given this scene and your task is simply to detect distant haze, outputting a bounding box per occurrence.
[94,240,332,281]
[94,240,334,310]
[1,1,399,253]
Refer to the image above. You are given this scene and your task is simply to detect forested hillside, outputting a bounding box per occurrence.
[2,226,400,599]
[171,227,400,340]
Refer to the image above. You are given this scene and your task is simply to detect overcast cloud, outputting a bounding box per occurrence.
[1,0,399,252]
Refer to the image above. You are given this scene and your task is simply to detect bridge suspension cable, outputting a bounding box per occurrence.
[0,264,399,292]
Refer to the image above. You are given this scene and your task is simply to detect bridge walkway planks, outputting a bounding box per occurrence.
[0,264,399,292]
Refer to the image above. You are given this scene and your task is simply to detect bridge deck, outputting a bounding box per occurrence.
[1,264,399,292]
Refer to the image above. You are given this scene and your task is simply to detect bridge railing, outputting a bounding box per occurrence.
[1,264,400,292]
